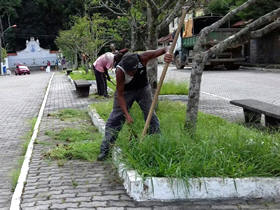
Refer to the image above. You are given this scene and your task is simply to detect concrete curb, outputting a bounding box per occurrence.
[88,105,280,201]
[240,66,280,73]
[10,73,55,210]
[87,106,105,134]
[159,95,188,102]
[67,75,75,86]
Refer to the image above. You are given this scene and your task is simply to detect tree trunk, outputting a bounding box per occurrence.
[74,50,78,70]
[85,59,89,74]
[8,15,11,26]
[81,55,85,66]
[146,5,159,96]
[130,19,137,51]
[185,0,260,134]
[185,52,205,133]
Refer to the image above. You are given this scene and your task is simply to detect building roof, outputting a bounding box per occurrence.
[7,53,17,56]
[158,33,173,43]
[232,19,253,27]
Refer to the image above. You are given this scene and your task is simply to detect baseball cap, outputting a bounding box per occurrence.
[118,53,139,72]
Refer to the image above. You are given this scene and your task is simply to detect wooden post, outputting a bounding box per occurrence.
[141,7,189,138]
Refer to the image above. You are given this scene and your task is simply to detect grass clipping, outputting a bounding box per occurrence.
[92,100,280,179]
[44,109,102,162]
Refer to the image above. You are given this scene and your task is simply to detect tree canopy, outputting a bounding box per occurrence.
[55,12,124,71]
[2,0,84,52]
[207,0,280,20]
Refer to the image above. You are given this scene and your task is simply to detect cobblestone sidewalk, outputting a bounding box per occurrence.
[20,73,280,210]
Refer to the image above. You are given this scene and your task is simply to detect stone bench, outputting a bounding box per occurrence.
[230,99,280,128]
[74,80,91,97]
[66,69,73,75]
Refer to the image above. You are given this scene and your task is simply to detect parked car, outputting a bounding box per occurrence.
[15,65,30,75]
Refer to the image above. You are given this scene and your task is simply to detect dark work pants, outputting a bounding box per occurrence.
[100,85,160,153]
[93,67,108,97]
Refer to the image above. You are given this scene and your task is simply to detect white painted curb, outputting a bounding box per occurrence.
[10,73,55,210]
[67,75,75,86]
[87,106,105,134]
[88,107,280,201]
[240,66,280,73]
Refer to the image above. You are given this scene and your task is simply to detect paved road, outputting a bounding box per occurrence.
[159,65,280,122]
[0,72,51,209]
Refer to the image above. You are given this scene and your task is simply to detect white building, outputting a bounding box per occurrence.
[8,37,58,68]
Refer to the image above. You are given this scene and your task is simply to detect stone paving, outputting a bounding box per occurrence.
[19,72,280,210]
[0,72,51,209]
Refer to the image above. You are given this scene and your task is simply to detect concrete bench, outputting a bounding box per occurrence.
[230,99,280,128]
[74,80,91,97]
[66,69,73,75]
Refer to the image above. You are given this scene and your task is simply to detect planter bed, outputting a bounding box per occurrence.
[88,101,280,201]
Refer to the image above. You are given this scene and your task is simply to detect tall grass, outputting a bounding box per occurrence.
[46,127,100,143]
[48,109,89,121]
[106,81,188,95]
[160,81,189,95]
[45,109,102,162]
[107,78,116,92]
[91,100,280,179]
[70,70,95,80]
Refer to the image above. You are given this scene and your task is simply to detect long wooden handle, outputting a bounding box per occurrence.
[141,7,189,138]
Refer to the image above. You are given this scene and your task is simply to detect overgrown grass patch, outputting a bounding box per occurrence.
[91,80,188,98]
[47,109,89,121]
[90,101,113,120]
[91,100,280,179]
[160,81,189,95]
[44,109,102,162]
[45,140,102,161]
[70,70,95,80]
[45,127,100,143]
[107,78,116,92]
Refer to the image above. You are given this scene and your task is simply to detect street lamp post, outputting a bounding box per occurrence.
[0,24,16,75]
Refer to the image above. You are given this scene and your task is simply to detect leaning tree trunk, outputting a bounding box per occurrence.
[185,52,207,133]
[146,5,159,96]
[185,0,260,134]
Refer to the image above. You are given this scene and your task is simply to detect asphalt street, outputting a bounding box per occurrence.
[159,65,280,122]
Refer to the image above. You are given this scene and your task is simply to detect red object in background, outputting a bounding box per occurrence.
[15,65,30,75]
